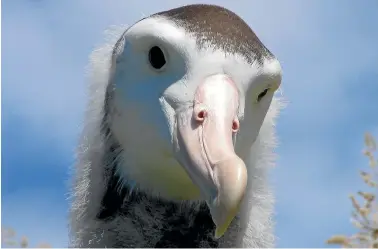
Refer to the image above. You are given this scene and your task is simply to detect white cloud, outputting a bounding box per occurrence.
[5,0,377,141]
[2,0,378,247]
[2,2,86,145]
[4,0,377,142]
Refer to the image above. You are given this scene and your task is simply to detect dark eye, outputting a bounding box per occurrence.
[148,46,166,70]
[257,88,269,102]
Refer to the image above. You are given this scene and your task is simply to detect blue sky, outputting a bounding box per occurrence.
[2,0,378,247]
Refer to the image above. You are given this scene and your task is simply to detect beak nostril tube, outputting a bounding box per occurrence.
[198,110,206,120]
[232,119,239,133]
[194,106,207,122]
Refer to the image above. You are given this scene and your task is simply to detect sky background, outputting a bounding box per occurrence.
[2,0,378,247]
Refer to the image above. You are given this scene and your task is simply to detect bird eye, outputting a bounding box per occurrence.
[257,88,269,102]
[148,46,166,70]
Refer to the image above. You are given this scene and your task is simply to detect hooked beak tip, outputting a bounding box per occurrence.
[210,156,248,239]
[214,205,241,239]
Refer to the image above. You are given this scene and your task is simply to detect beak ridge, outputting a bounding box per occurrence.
[174,74,248,239]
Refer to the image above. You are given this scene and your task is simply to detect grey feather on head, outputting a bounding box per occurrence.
[69,3,284,248]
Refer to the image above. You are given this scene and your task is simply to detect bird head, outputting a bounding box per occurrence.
[106,4,282,239]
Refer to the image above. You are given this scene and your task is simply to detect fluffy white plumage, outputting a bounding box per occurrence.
[69,5,284,248]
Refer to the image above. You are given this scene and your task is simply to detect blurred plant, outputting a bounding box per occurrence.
[327,132,378,248]
[1,227,51,248]
[2,133,377,248]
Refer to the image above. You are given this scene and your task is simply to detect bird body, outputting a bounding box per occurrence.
[69,4,283,248]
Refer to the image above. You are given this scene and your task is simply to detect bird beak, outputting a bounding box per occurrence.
[174,74,247,239]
